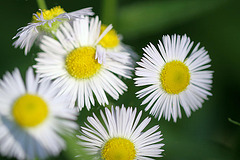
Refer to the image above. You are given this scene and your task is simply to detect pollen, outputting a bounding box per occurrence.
[12,94,48,127]
[32,6,66,33]
[65,47,101,79]
[102,138,136,160]
[99,25,120,48]
[160,60,190,94]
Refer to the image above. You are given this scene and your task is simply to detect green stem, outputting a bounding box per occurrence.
[101,0,118,27]
[228,118,240,126]
[36,0,47,10]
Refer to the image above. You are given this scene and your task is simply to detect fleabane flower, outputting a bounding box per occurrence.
[0,67,78,159]
[135,34,213,122]
[77,105,164,160]
[34,16,133,110]
[13,6,94,55]
[99,25,139,70]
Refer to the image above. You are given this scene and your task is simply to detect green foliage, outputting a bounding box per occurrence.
[117,0,227,39]
[0,0,240,160]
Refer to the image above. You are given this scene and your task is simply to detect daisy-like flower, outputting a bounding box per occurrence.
[13,6,94,55]
[0,67,78,159]
[99,25,139,70]
[77,105,164,160]
[135,34,213,122]
[34,16,133,110]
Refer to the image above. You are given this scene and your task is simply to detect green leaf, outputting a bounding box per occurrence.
[118,0,228,39]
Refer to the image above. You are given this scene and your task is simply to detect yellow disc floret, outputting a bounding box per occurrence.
[160,60,190,94]
[12,94,48,127]
[65,47,101,79]
[33,6,65,21]
[102,138,136,160]
[99,25,120,48]
[32,6,66,33]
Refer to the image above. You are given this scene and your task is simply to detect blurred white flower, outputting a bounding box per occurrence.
[99,25,139,74]
[0,67,78,159]
[12,6,94,55]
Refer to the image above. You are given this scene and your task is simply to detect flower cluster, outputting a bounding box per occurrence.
[0,3,213,160]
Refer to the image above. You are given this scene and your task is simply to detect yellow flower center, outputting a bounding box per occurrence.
[160,60,190,94]
[99,25,120,48]
[12,94,48,127]
[32,6,66,33]
[102,138,136,160]
[65,47,101,79]
[33,6,66,21]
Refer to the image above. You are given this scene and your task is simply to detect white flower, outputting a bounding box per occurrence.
[0,67,78,159]
[13,6,94,55]
[135,34,213,122]
[34,16,133,110]
[99,25,139,73]
[77,105,164,160]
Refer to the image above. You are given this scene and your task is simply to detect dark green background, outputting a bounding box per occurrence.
[0,0,239,159]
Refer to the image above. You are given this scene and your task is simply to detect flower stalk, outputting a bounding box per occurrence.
[102,0,118,27]
[36,0,47,10]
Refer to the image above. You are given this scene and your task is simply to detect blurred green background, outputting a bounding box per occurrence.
[0,0,240,159]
